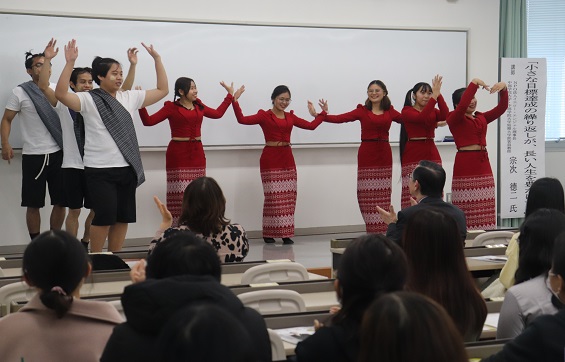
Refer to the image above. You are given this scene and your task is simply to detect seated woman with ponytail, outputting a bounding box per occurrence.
[0,230,123,361]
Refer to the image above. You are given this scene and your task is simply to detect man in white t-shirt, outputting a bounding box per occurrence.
[0,49,66,240]
[55,39,168,252]
[39,38,139,251]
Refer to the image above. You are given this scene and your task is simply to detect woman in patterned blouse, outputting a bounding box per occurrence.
[149,176,249,263]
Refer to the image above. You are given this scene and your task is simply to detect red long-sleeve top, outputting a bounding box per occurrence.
[401,95,448,138]
[138,94,233,138]
[232,101,325,143]
[447,82,508,149]
[323,104,401,140]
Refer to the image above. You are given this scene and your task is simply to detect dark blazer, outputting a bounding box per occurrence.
[386,196,467,244]
[482,308,565,362]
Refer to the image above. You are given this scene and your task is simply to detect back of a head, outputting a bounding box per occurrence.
[359,292,468,362]
[403,208,486,340]
[23,230,89,318]
[516,208,565,284]
[156,304,258,362]
[403,208,465,280]
[525,177,565,217]
[178,176,229,235]
[412,160,445,198]
[146,232,221,281]
[334,234,407,323]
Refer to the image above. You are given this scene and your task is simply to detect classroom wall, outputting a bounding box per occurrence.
[0,0,501,245]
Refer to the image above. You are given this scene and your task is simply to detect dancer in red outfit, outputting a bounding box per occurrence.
[400,75,448,208]
[139,77,234,225]
[321,80,401,234]
[232,85,326,244]
[447,78,508,230]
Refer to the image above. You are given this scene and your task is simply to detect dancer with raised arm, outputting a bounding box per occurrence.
[139,77,234,225]
[55,39,168,252]
[447,78,508,230]
[320,80,401,233]
[400,75,448,208]
[232,85,326,244]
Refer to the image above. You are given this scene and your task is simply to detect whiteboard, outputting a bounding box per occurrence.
[0,13,467,147]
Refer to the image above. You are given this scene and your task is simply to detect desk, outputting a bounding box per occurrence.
[221,272,327,287]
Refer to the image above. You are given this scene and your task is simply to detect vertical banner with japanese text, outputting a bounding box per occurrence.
[499,58,546,219]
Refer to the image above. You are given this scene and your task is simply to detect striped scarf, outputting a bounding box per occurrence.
[89,89,145,186]
[18,81,63,149]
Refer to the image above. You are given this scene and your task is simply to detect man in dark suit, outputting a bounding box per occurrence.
[377,160,467,244]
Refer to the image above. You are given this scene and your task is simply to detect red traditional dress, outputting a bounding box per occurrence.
[447,82,508,230]
[400,95,448,208]
[325,104,401,233]
[232,101,325,238]
[139,94,233,224]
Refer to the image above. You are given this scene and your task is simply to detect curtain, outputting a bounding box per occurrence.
[499,0,527,227]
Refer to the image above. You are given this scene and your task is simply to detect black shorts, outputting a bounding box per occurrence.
[61,168,92,210]
[21,151,63,208]
[85,166,137,226]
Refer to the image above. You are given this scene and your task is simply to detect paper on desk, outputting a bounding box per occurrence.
[469,255,508,263]
[483,313,499,330]
[274,326,315,344]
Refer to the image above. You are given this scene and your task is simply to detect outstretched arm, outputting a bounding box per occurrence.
[141,43,169,108]
[38,38,59,106]
[121,47,138,91]
[55,39,81,112]
[202,81,234,119]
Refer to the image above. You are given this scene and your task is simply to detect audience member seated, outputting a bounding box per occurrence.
[377,160,467,244]
[403,208,487,341]
[494,178,565,295]
[359,291,468,362]
[149,176,249,262]
[156,304,259,362]
[483,232,565,361]
[101,232,270,362]
[294,234,407,362]
[497,208,565,339]
[0,230,123,361]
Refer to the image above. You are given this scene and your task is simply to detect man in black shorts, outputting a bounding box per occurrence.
[1,47,65,240]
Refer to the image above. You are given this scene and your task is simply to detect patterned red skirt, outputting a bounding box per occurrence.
[451,150,495,230]
[166,140,206,225]
[260,146,297,238]
[401,140,441,208]
[357,141,393,234]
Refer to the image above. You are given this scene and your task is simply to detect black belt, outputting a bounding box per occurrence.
[361,138,389,142]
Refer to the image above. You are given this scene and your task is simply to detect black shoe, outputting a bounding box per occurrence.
[81,240,89,252]
[282,238,294,245]
[263,237,276,244]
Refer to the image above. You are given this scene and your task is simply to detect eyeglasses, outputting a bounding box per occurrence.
[276,97,292,104]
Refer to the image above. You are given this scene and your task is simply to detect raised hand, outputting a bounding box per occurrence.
[153,195,173,230]
[471,78,490,92]
[220,81,235,95]
[376,205,397,225]
[490,81,507,94]
[318,99,328,113]
[64,39,78,63]
[44,38,59,60]
[141,42,160,59]
[127,47,139,65]
[431,74,442,98]
[307,101,317,117]
[234,85,245,101]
